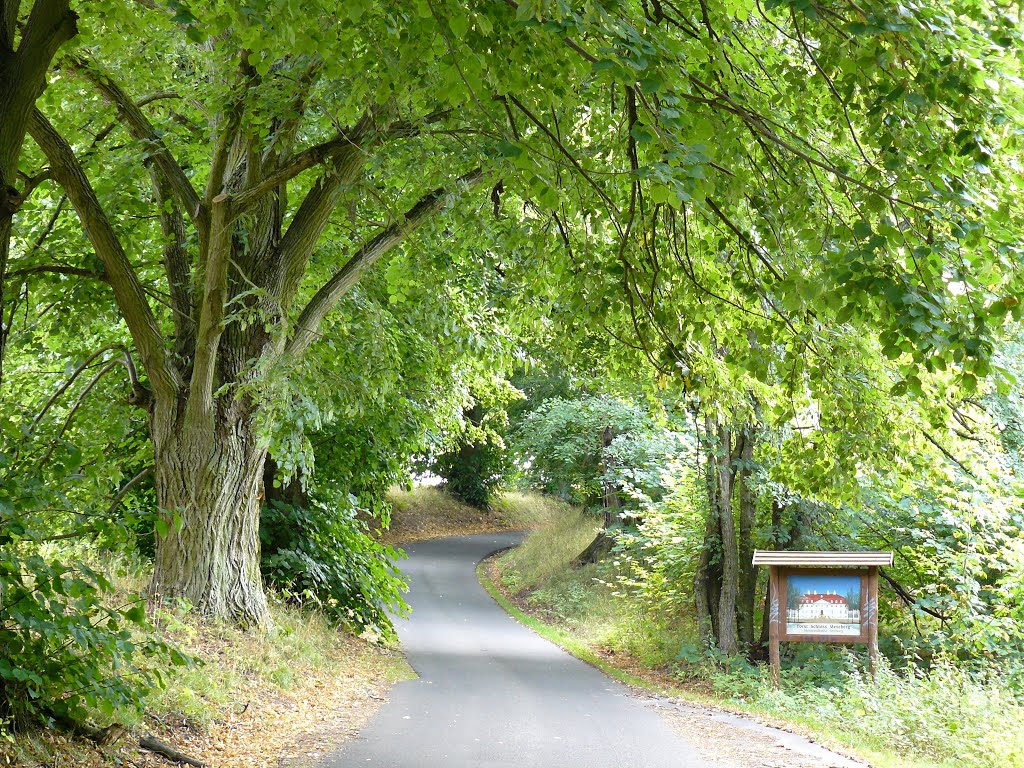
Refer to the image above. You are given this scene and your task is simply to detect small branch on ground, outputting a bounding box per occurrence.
[138,734,210,768]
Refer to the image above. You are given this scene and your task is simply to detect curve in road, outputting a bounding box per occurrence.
[326,531,706,768]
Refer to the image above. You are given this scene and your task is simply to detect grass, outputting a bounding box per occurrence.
[382,485,571,543]
[494,508,686,665]
[487,520,1024,768]
[140,599,413,731]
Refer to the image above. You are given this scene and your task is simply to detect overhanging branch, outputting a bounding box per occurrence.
[69,54,205,235]
[28,109,180,399]
[285,167,485,358]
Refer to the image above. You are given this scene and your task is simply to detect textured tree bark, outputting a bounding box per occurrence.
[29,50,482,628]
[0,0,78,387]
[149,403,269,626]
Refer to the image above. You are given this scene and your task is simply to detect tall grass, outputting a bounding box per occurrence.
[719,657,1024,768]
[489,491,576,530]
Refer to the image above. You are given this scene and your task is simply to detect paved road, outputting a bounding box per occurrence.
[326,532,705,768]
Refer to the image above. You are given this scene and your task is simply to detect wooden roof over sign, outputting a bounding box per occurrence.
[752,550,893,567]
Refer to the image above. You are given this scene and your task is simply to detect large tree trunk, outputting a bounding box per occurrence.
[149,403,270,627]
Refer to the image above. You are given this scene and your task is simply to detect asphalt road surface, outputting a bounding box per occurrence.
[326,531,706,768]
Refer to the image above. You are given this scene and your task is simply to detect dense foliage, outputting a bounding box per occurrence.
[0,398,187,728]
[2,0,1024,754]
[514,395,652,506]
[260,497,407,641]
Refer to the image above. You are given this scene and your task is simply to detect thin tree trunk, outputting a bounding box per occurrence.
[736,427,757,649]
[574,426,620,566]
[694,415,720,645]
[715,421,738,655]
[263,455,308,508]
[149,404,269,626]
[693,503,718,645]
[757,497,785,653]
[0,216,10,387]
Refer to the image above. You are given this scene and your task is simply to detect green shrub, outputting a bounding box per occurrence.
[0,544,188,727]
[1,432,189,731]
[433,437,508,509]
[260,495,408,640]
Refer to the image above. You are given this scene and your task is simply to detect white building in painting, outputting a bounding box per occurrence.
[789,591,859,621]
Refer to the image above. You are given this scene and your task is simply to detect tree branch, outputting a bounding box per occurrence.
[68,54,205,233]
[272,138,368,312]
[878,568,950,622]
[232,109,450,218]
[40,359,120,466]
[185,194,232,422]
[507,95,620,219]
[151,175,194,363]
[204,50,256,208]
[231,131,363,216]
[30,346,121,433]
[921,428,977,479]
[105,466,152,518]
[285,168,485,358]
[0,0,77,189]
[7,264,105,281]
[28,109,180,399]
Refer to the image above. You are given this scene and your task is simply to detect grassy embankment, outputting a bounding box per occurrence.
[3,487,562,768]
[3,564,412,768]
[382,486,569,543]
[483,507,1024,768]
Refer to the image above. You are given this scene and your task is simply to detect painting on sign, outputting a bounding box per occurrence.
[785,574,862,637]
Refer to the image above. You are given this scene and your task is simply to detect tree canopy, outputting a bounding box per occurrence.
[1,1,1023,731]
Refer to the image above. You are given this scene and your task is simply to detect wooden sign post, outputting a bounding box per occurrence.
[752,551,893,689]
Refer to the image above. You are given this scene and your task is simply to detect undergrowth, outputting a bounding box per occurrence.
[1,552,410,768]
[137,597,408,730]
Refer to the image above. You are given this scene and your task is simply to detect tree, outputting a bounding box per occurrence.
[432,401,510,509]
[12,0,1021,628]
[514,394,664,561]
[0,0,78,385]
[21,4,495,625]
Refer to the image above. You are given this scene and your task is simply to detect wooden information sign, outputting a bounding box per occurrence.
[752,550,893,688]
